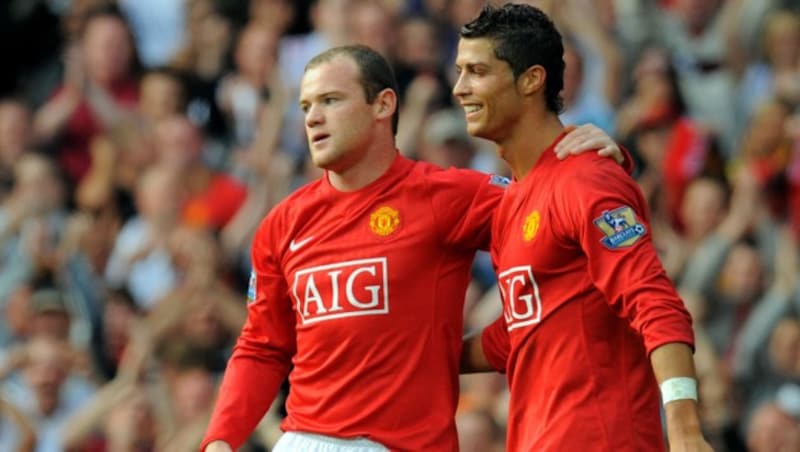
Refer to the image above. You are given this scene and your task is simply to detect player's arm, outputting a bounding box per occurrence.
[561,163,711,451]
[460,315,508,374]
[554,123,633,172]
[201,287,296,451]
[460,330,493,373]
[430,169,505,251]
[200,222,297,451]
[649,343,709,451]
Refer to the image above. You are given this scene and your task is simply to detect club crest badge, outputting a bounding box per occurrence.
[593,206,647,249]
[523,210,540,242]
[369,206,400,237]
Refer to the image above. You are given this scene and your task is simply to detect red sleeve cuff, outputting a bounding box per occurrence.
[481,316,509,373]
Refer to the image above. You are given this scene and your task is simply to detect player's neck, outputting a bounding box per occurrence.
[498,114,563,181]
[327,141,398,192]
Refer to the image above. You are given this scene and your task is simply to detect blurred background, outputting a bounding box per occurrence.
[0,0,799,450]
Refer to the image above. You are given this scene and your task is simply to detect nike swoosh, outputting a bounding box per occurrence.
[289,236,315,252]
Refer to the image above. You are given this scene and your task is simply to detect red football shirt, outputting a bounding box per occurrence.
[482,135,694,451]
[201,153,504,451]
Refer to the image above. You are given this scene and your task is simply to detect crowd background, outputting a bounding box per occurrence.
[0,0,799,450]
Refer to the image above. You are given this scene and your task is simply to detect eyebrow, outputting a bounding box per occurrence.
[455,62,490,72]
[299,90,345,105]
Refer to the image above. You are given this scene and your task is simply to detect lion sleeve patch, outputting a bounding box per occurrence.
[592,205,647,249]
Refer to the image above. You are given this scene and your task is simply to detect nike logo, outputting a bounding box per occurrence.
[289,236,315,252]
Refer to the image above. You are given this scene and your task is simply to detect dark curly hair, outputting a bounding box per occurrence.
[460,3,565,113]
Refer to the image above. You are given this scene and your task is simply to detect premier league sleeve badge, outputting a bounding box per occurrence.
[592,205,647,249]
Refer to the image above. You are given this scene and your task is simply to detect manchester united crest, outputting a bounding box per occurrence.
[523,210,540,242]
[370,206,400,236]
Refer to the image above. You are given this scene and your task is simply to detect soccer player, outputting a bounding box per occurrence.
[201,45,624,452]
[455,5,713,452]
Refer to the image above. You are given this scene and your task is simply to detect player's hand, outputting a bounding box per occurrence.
[555,123,624,164]
[204,440,233,452]
[665,400,714,452]
[668,432,714,452]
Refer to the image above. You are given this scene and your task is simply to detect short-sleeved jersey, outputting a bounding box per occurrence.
[482,136,694,451]
[201,154,504,451]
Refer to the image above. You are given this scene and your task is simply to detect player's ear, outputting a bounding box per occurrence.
[518,65,546,96]
[373,88,397,122]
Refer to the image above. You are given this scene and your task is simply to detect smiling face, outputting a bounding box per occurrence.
[453,37,524,145]
[299,55,379,172]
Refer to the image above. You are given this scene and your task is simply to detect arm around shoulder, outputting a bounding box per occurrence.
[461,315,509,374]
[461,330,494,373]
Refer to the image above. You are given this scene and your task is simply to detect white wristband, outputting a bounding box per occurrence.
[660,377,698,405]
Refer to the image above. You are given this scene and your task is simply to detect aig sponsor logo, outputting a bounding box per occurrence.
[292,258,390,324]
[497,266,542,331]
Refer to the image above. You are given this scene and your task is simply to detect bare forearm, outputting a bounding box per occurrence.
[460,331,494,373]
[396,76,438,157]
[220,185,270,259]
[214,288,248,333]
[76,136,118,210]
[147,379,177,439]
[650,343,703,435]
[61,380,128,447]
[719,0,749,76]
[0,398,36,452]
[395,102,428,158]
[84,83,131,128]
[254,96,285,159]
[600,48,623,106]
[569,17,623,105]
[161,416,212,452]
[33,89,82,142]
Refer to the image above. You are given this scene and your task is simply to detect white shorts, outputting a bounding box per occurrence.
[272,431,389,452]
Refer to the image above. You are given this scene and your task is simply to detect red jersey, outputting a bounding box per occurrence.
[481,135,694,451]
[201,154,504,451]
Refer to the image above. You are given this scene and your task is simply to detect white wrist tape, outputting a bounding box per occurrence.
[660,377,698,405]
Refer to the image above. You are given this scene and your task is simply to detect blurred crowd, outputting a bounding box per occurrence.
[1,0,800,450]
